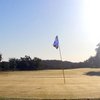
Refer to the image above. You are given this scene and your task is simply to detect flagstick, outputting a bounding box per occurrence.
[58,45,66,84]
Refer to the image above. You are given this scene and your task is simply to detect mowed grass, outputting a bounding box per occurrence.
[0,68,100,99]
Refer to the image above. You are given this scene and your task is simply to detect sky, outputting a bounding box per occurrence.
[0,0,100,62]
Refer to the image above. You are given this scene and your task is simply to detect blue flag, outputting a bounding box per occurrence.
[53,36,59,49]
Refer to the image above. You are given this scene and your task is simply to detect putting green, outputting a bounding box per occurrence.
[0,68,100,99]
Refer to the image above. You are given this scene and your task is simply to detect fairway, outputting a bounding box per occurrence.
[0,68,100,99]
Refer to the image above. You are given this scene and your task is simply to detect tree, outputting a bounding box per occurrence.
[95,43,100,58]
[0,61,9,71]
[94,43,100,67]
[9,58,17,70]
[83,43,100,67]
[0,54,2,62]
[33,57,41,69]
[0,54,2,71]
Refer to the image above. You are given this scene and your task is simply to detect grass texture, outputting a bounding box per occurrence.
[0,68,100,99]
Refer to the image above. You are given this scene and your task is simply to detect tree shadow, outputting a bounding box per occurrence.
[85,71,100,76]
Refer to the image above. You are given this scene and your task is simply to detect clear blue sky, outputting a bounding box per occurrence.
[0,0,100,62]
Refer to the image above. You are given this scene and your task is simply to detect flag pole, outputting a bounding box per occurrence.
[53,35,66,84]
[58,44,66,84]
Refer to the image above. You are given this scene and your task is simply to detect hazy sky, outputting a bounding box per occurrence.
[0,0,100,62]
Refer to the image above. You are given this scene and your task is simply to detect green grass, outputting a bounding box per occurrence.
[0,68,100,99]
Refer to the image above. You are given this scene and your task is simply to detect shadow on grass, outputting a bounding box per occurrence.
[85,71,100,76]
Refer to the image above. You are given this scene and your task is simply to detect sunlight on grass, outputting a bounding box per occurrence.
[0,68,100,99]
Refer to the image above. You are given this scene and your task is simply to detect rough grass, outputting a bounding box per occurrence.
[0,68,100,99]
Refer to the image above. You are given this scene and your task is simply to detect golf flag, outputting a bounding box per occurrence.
[53,36,59,49]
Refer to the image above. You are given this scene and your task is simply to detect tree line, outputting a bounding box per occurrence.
[40,43,100,69]
[0,55,41,71]
[84,43,100,67]
[0,43,100,71]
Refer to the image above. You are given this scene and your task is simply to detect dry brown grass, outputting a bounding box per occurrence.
[0,68,100,99]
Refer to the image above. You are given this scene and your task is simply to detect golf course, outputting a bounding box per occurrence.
[0,68,100,99]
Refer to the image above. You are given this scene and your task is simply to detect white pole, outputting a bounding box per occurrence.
[58,45,66,84]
